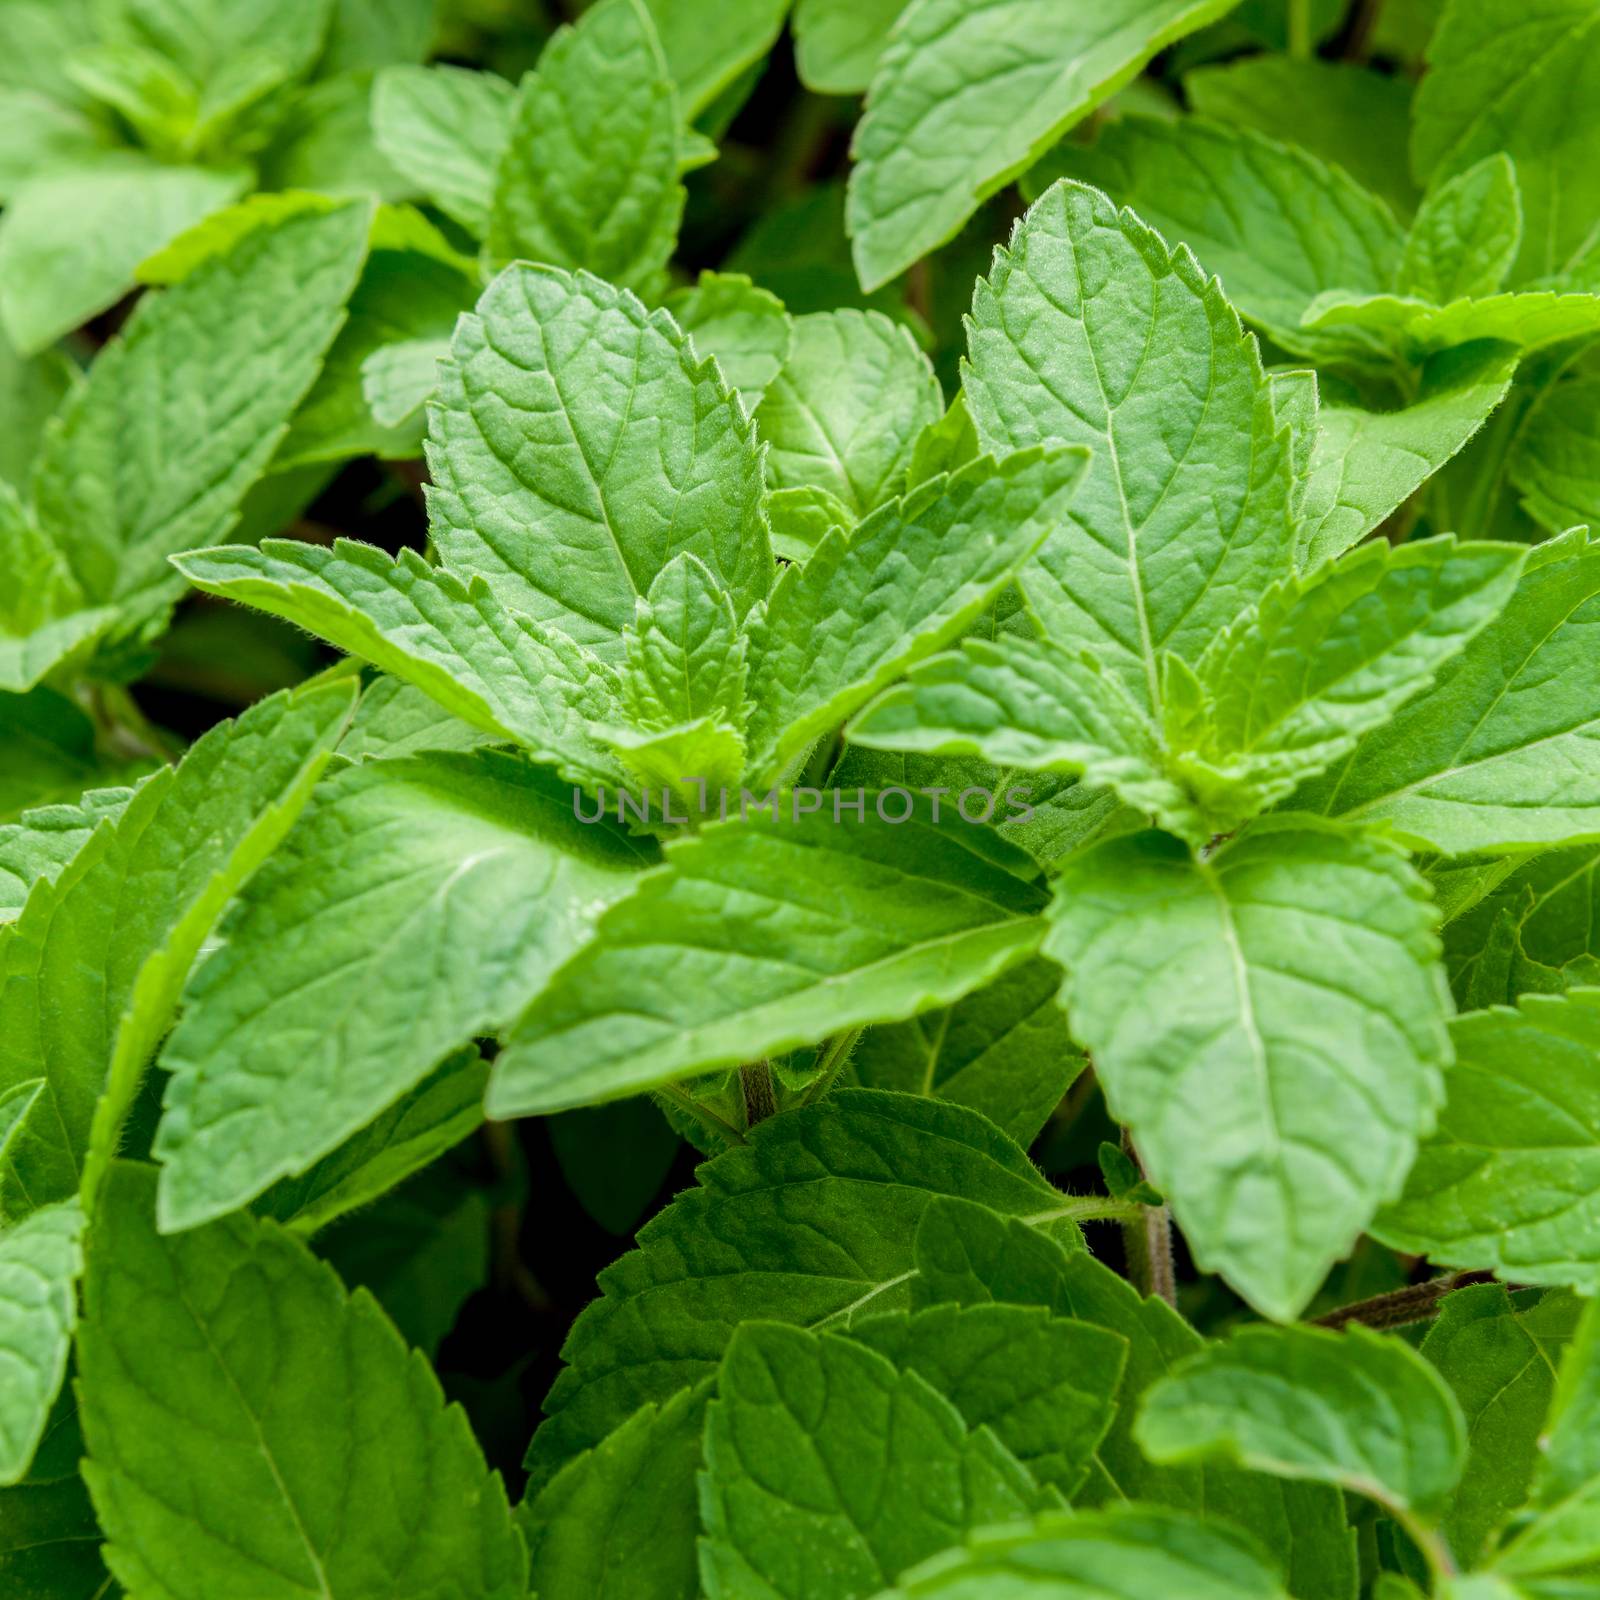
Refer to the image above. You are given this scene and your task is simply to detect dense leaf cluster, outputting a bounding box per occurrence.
[3,0,1600,1596]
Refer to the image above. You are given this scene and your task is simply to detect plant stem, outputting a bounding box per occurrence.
[801,1027,863,1107]
[1287,0,1313,58]
[1312,1270,1494,1331]
[740,1060,776,1127]
[1119,1130,1177,1306]
[1391,1503,1459,1583]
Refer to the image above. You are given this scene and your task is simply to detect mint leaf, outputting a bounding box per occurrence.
[665,270,792,401]
[491,811,1047,1116]
[849,632,1201,841]
[0,159,247,355]
[1300,347,1517,567]
[642,0,788,115]
[1184,55,1417,215]
[521,1384,708,1600]
[912,1198,1359,1598]
[1510,375,1600,536]
[1168,535,1525,825]
[0,328,73,491]
[252,1047,488,1237]
[964,180,1296,716]
[426,265,771,659]
[1044,818,1452,1320]
[755,310,943,521]
[1401,155,1523,303]
[524,1091,1071,1491]
[31,200,370,636]
[1300,287,1600,361]
[792,0,904,95]
[174,539,630,788]
[0,1202,82,1485]
[846,0,1238,289]
[0,785,133,925]
[1376,992,1600,1292]
[846,1302,1125,1500]
[486,0,683,293]
[1038,114,1404,362]
[875,1507,1290,1599]
[846,959,1086,1147]
[1136,1323,1468,1518]
[371,64,514,236]
[1422,1285,1584,1568]
[78,1162,527,1600]
[700,1321,1050,1598]
[154,751,648,1230]
[744,448,1086,782]
[1411,0,1600,283]
[0,676,354,1234]
[1298,530,1600,853]
[1496,1295,1600,1585]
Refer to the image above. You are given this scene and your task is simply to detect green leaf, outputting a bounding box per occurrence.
[1184,55,1417,216]
[700,1320,1051,1599]
[277,235,477,467]
[1299,346,1518,567]
[755,310,943,521]
[253,1048,488,1237]
[426,265,771,659]
[98,0,332,91]
[523,1091,1073,1492]
[0,328,73,492]
[0,159,248,355]
[1422,1285,1584,1568]
[486,0,683,292]
[665,270,792,401]
[77,1162,527,1600]
[521,1384,708,1600]
[1496,1295,1600,1584]
[964,180,1296,717]
[1036,115,1404,363]
[548,1097,680,1238]
[1411,0,1600,283]
[1044,818,1453,1321]
[0,786,134,926]
[846,959,1085,1147]
[874,1507,1290,1600]
[792,0,904,94]
[1136,1324,1466,1526]
[1297,530,1600,854]
[617,552,749,734]
[910,1198,1359,1600]
[745,447,1086,782]
[371,64,514,236]
[846,1303,1125,1500]
[1401,155,1523,304]
[318,0,437,75]
[849,632,1202,842]
[1509,376,1600,536]
[1376,992,1600,1292]
[642,0,788,115]
[174,538,629,788]
[338,675,491,762]
[490,810,1047,1116]
[845,0,1238,289]
[31,200,370,634]
[0,688,149,824]
[1300,288,1600,362]
[154,750,649,1230]
[1168,536,1526,825]
[0,1202,82,1485]
[0,677,354,1231]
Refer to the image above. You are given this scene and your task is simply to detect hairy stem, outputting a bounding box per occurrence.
[1287,0,1313,58]
[740,1060,777,1127]
[801,1027,864,1107]
[1119,1130,1176,1306]
[1312,1270,1494,1331]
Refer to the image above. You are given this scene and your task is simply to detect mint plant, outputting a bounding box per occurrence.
[4,2,1600,1598]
